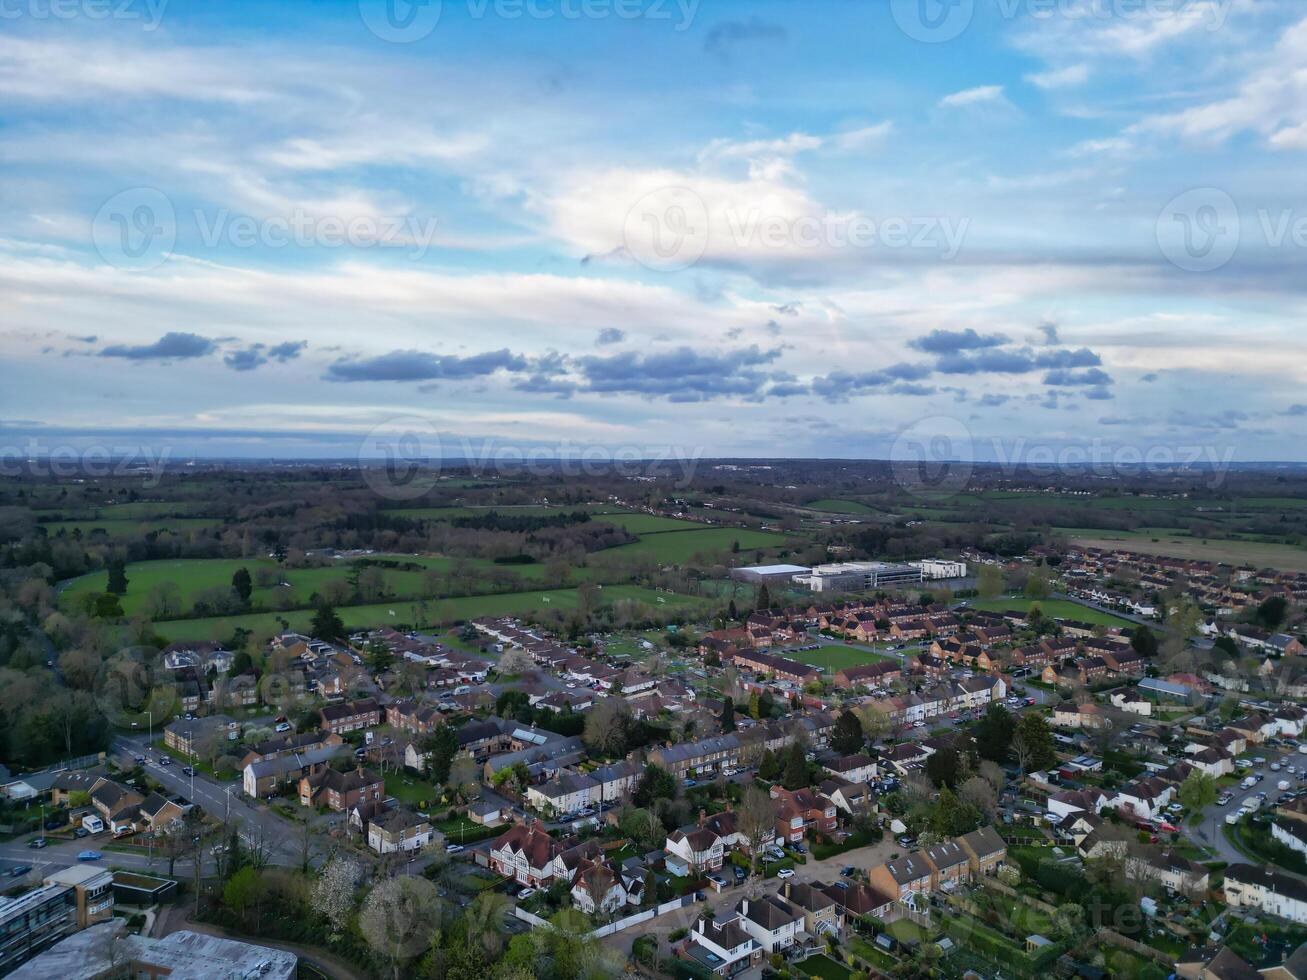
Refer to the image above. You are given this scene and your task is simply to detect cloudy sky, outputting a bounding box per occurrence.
[3,0,1307,462]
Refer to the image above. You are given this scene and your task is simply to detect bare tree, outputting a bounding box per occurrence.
[736,785,776,878]
[312,856,362,938]
[958,775,997,819]
[497,648,534,674]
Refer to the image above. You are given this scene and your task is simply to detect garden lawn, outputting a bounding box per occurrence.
[796,954,856,980]
[385,774,440,807]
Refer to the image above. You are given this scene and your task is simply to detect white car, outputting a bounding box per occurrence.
[517,887,536,900]
[445,843,464,854]
[776,868,795,879]
[275,722,292,733]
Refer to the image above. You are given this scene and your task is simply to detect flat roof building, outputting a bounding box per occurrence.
[793,561,924,593]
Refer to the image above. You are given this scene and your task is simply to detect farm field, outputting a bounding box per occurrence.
[611,527,793,563]
[783,643,897,672]
[36,500,217,520]
[965,597,1137,627]
[804,498,876,514]
[39,518,222,538]
[149,584,705,643]
[382,504,623,521]
[1067,533,1307,572]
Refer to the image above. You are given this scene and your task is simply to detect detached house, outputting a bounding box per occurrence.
[769,786,837,843]
[489,822,570,887]
[779,881,841,937]
[734,895,804,954]
[298,767,384,812]
[367,809,434,854]
[665,825,725,876]
[686,915,762,977]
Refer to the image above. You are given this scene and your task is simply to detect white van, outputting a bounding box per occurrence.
[81,814,104,834]
[453,685,471,696]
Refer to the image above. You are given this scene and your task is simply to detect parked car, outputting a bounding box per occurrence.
[27,838,47,849]
[74,827,90,839]
[10,865,31,877]
[776,868,795,879]
[840,866,856,877]
[157,755,171,766]
[445,844,464,854]
[77,850,102,861]
[275,722,292,733]
[516,887,536,900]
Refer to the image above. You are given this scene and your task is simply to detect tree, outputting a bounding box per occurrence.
[106,559,129,595]
[1012,713,1056,774]
[737,785,776,876]
[720,697,736,733]
[582,697,634,757]
[1130,625,1159,657]
[974,704,1015,763]
[223,866,268,931]
[755,583,771,612]
[497,648,534,675]
[359,876,443,980]
[928,785,981,836]
[1025,561,1052,600]
[633,764,677,808]
[926,747,962,789]
[1178,770,1218,821]
[365,639,395,673]
[231,567,253,607]
[312,857,361,937]
[619,806,664,851]
[727,598,738,621]
[831,709,865,755]
[538,909,599,980]
[92,593,123,619]
[424,723,459,784]
[758,749,781,781]
[976,564,1004,599]
[1256,595,1289,630]
[782,741,809,790]
[464,891,509,960]
[311,603,346,643]
[958,775,997,818]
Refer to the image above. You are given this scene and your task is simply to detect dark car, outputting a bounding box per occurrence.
[182,766,195,776]
[840,865,856,877]
[10,865,32,877]
[74,827,90,838]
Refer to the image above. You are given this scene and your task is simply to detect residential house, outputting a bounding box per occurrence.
[319,698,381,735]
[665,825,725,876]
[367,809,433,854]
[488,822,570,887]
[822,754,877,784]
[526,772,600,816]
[242,745,338,798]
[821,882,894,924]
[1222,864,1307,925]
[1126,849,1210,895]
[957,826,1007,877]
[1112,777,1174,821]
[685,914,762,977]
[298,767,384,812]
[923,840,970,889]
[734,895,804,954]
[570,856,640,916]
[769,786,837,843]
[869,854,933,902]
[164,715,240,756]
[780,881,841,937]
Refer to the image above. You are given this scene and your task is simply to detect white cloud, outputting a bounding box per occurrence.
[1025,64,1090,90]
[938,85,1006,108]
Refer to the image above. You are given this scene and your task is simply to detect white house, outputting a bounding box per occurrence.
[1125,849,1209,895]
[1223,863,1307,925]
[1273,820,1307,857]
[569,858,631,916]
[1109,691,1152,717]
[1047,788,1109,823]
[1110,777,1173,821]
[687,915,761,976]
[735,895,803,954]
[665,826,725,876]
[525,772,600,816]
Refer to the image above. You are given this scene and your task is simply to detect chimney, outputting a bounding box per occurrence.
[698,809,706,828]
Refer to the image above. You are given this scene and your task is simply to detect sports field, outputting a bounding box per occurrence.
[784,643,898,672]
[965,597,1136,627]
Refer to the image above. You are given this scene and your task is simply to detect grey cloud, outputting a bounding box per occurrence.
[1042,367,1113,387]
[224,340,307,372]
[910,328,1009,354]
[810,362,932,401]
[1141,372,1159,382]
[934,345,1101,376]
[1282,404,1307,416]
[595,328,625,346]
[1037,321,1060,345]
[577,345,783,401]
[977,393,1011,407]
[326,348,527,383]
[100,332,216,361]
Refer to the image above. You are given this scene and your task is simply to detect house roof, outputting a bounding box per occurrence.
[959,825,1006,861]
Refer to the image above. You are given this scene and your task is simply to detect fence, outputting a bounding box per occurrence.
[515,895,695,939]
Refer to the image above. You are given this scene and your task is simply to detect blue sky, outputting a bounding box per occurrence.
[2,0,1306,462]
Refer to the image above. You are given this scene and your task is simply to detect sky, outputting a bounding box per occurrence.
[2,0,1307,465]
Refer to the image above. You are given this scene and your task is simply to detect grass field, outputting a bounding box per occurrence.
[965,597,1136,627]
[40,518,221,538]
[591,513,706,534]
[784,643,897,672]
[1067,533,1307,572]
[804,499,876,514]
[150,583,705,642]
[611,527,793,563]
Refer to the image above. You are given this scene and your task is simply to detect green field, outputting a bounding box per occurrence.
[591,513,706,534]
[40,518,221,538]
[149,584,705,643]
[805,499,876,514]
[784,643,897,673]
[611,527,793,563]
[381,504,621,521]
[965,597,1136,627]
